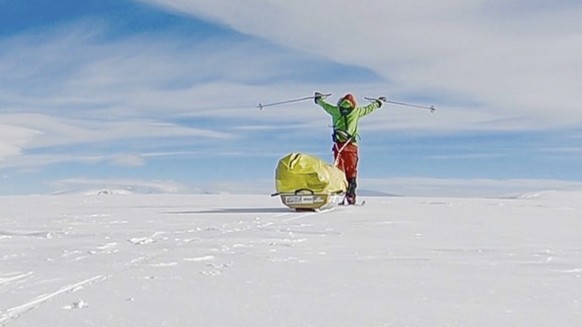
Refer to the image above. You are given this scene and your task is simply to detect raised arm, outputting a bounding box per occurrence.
[314,92,338,116]
[357,97,386,117]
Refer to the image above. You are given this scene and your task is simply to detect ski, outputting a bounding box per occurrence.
[339,200,366,207]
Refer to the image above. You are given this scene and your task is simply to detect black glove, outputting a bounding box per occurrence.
[314,91,323,104]
[376,96,387,107]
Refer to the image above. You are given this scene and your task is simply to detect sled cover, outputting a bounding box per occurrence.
[275,153,347,194]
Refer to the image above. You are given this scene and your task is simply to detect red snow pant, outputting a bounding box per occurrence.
[333,142,359,180]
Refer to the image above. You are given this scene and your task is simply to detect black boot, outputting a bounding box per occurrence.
[346,178,357,205]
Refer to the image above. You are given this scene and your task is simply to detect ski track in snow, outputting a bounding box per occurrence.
[0,275,106,325]
[0,230,57,239]
[0,272,33,288]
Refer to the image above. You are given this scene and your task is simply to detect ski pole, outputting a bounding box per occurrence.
[258,93,331,110]
[365,97,436,113]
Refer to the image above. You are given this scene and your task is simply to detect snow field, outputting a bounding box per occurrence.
[1,192,581,326]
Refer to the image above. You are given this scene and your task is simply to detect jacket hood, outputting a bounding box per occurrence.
[338,94,356,109]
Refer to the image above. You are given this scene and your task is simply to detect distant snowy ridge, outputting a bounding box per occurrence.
[50,178,185,195]
[85,189,134,196]
[518,190,559,199]
[52,189,136,196]
[517,189,582,200]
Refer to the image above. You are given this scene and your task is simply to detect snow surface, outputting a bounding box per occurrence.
[1,192,582,326]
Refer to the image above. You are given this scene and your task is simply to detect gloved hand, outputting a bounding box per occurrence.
[314,91,323,104]
[376,96,387,107]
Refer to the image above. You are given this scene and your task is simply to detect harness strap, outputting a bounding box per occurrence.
[332,129,352,143]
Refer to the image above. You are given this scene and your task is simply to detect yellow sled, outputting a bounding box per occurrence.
[274,153,347,211]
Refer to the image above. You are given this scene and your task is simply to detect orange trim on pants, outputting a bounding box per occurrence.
[333,142,359,179]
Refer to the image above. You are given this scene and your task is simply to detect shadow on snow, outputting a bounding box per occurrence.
[164,207,292,214]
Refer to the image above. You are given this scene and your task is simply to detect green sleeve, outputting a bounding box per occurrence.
[316,98,340,117]
[357,101,381,117]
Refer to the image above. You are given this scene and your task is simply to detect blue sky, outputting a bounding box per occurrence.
[1,0,582,196]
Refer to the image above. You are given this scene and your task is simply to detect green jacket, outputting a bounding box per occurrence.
[316,98,381,145]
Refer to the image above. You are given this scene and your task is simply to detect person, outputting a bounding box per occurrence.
[314,92,385,205]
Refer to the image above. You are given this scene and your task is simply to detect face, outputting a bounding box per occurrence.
[338,99,353,110]
[339,101,353,115]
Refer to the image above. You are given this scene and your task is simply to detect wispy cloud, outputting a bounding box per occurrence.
[137,0,582,129]
[0,124,40,161]
[0,112,232,170]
